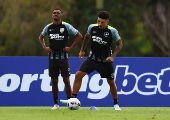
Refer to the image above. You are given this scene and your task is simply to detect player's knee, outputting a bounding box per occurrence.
[63,77,71,86]
[52,80,58,85]
[52,77,58,85]
[64,81,70,86]
[64,80,70,86]
[75,71,84,80]
[107,79,115,86]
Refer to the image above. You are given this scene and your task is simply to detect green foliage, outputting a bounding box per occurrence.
[0,0,166,57]
[0,0,74,56]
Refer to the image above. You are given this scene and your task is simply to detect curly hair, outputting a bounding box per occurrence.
[98,11,110,20]
[53,8,63,14]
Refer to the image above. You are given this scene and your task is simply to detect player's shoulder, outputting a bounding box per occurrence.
[43,23,53,30]
[107,25,119,35]
[42,23,53,36]
[88,24,98,31]
[107,25,120,40]
[62,21,72,26]
[107,25,117,31]
[45,22,53,27]
[89,24,98,28]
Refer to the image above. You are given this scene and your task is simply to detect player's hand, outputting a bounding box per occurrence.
[63,47,71,52]
[79,50,85,60]
[44,47,53,53]
[106,57,114,62]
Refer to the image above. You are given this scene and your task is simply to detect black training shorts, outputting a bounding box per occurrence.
[79,57,115,80]
[49,58,70,77]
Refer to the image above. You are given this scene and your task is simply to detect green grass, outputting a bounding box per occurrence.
[0,107,170,120]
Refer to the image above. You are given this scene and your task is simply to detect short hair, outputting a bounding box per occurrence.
[98,11,110,20]
[53,8,63,14]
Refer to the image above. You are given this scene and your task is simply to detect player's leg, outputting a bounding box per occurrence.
[60,58,72,99]
[52,77,59,98]
[49,59,60,109]
[72,71,87,97]
[60,71,87,104]
[107,79,118,102]
[72,57,94,98]
[51,77,59,103]
[96,62,118,100]
[60,57,94,104]
[107,79,121,110]
[63,76,72,99]
[96,61,121,110]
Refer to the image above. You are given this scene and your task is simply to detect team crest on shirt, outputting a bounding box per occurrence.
[60,28,64,33]
[104,32,109,37]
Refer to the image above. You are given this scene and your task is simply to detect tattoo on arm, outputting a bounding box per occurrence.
[81,32,90,51]
[111,40,123,58]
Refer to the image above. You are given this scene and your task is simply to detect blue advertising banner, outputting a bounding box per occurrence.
[0,57,170,107]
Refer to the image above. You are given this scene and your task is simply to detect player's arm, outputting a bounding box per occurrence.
[63,32,83,52]
[106,39,123,62]
[39,34,53,53]
[79,32,91,60]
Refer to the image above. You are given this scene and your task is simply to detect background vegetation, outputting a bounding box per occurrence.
[0,0,169,57]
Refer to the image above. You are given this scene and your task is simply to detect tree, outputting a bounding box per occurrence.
[144,0,170,56]
[0,0,74,56]
[0,0,167,57]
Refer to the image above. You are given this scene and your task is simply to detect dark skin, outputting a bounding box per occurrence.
[39,10,82,53]
[39,9,83,99]
[73,17,123,100]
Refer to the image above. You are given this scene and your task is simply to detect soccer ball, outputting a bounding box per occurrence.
[67,98,81,110]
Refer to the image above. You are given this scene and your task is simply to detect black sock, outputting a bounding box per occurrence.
[54,97,58,104]
[67,96,71,99]
[114,99,118,105]
[71,93,77,98]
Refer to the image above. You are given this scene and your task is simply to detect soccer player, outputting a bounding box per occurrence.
[39,8,83,109]
[61,11,122,110]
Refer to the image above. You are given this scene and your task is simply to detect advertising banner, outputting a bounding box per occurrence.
[0,57,170,107]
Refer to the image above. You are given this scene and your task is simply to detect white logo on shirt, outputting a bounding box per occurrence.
[92,36,107,45]
[49,34,64,40]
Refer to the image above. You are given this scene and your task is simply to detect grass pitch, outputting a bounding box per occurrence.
[0,107,170,120]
